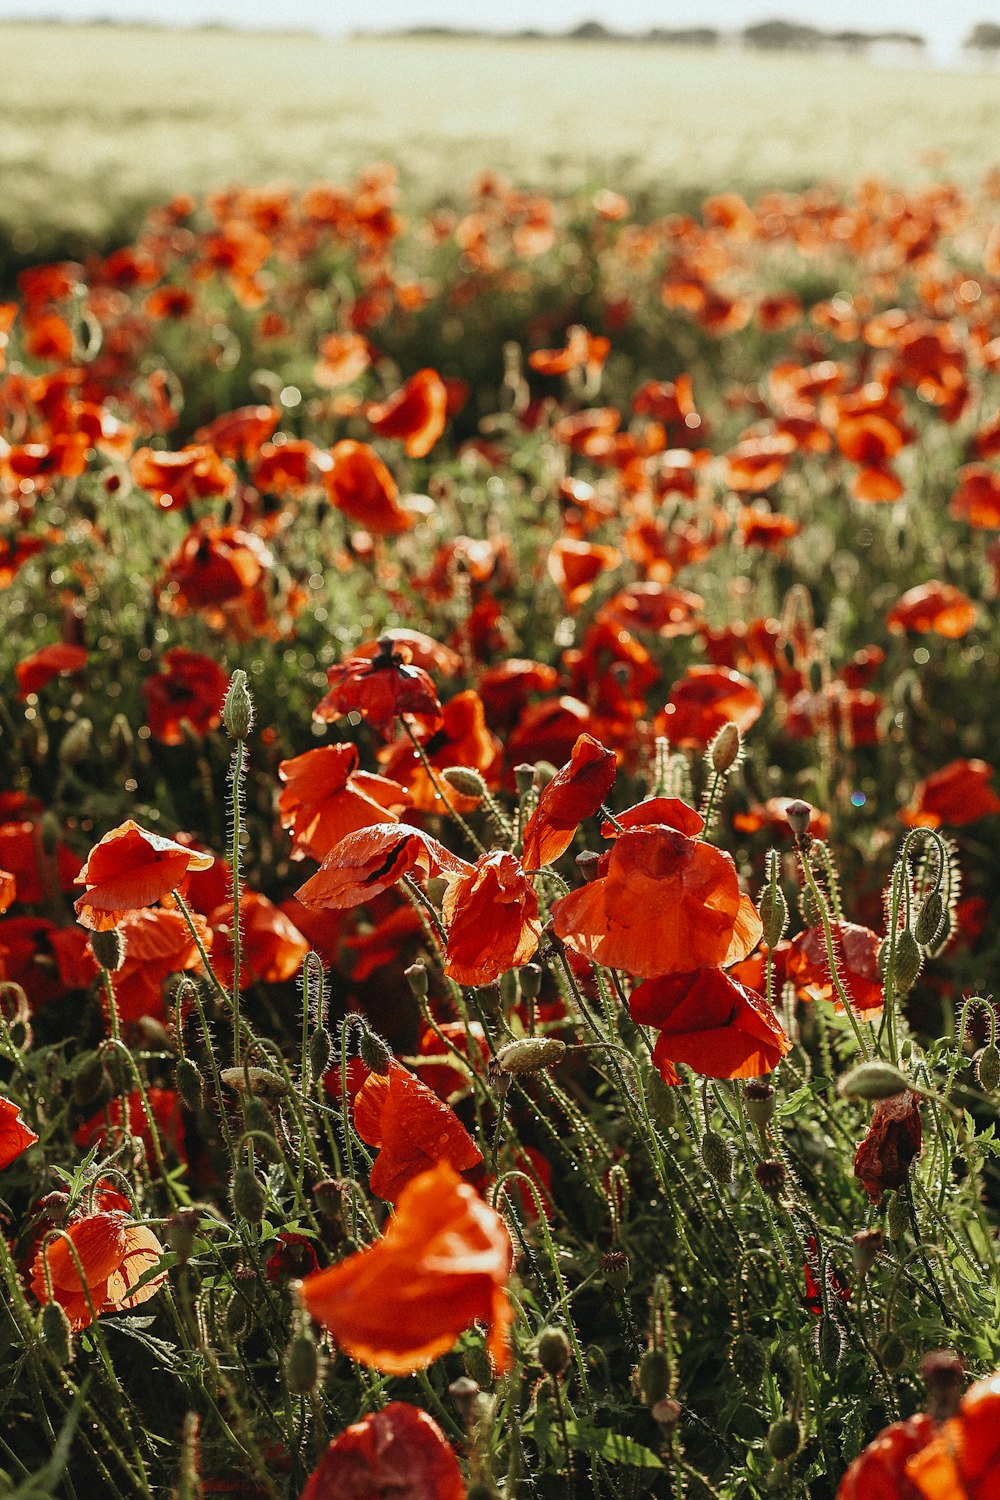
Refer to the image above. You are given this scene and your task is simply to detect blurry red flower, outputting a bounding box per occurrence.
[906,1371,1000,1500]
[322,440,421,533]
[266,1232,319,1283]
[110,905,210,1023]
[301,1403,464,1500]
[142,648,230,745]
[32,1188,166,1331]
[900,760,1000,828]
[354,1060,483,1202]
[193,405,280,460]
[547,538,621,610]
[367,368,448,458]
[657,666,764,749]
[206,892,309,990]
[787,922,884,1020]
[15,643,88,699]
[886,582,977,639]
[131,445,234,511]
[836,1412,936,1500]
[74,1087,184,1170]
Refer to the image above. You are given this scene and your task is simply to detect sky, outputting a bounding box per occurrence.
[4,0,1000,64]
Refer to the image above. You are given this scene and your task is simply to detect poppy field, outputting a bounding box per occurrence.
[2,158,1000,1499]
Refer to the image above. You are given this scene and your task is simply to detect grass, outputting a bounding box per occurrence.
[4,21,1000,263]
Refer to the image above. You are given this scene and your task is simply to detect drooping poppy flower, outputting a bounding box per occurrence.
[787,922,884,1020]
[550,798,750,979]
[854,1091,922,1204]
[353,1060,483,1202]
[906,1371,1000,1500]
[130,444,234,511]
[521,733,617,869]
[886,582,977,639]
[0,1095,38,1169]
[657,666,764,750]
[278,744,412,863]
[441,849,542,984]
[31,1184,166,1331]
[74,821,215,931]
[142,648,230,745]
[900,760,1000,828]
[629,966,790,1085]
[301,1403,465,1500]
[299,1161,512,1375]
[367,368,449,458]
[15,643,88,700]
[321,440,421,533]
[313,637,442,740]
[295,823,471,911]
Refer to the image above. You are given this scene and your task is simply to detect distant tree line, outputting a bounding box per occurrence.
[381,18,931,52]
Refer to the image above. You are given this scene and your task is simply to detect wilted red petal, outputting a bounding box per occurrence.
[521,733,617,869]
[442,849,542,984]
[301,1402,465,1500]
[630,967,789,1085]
[295,824,471,910]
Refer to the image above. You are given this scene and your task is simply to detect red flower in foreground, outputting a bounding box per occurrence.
[629,967,790,1085]
[314,637,442,739]
[301,1403,464,1500]
[906,1371,1000,1500]
[520,732,617,869]
[15,643,88,699]
[354,1060,483,1202]
[0,1095,38,1169]
[294,823,471,911]
[837,1412,936,1500]
[854,1091,922,1204]
[299,1161,513,1375]
[31,1183,166,1331]
[442,849,542,984]
[900,759,1000,829]
[74,821,215,931]
[278,744,412,862]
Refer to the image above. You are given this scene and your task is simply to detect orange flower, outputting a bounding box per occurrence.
[906,1371,1000,1500]
[367,368,448,458]
[836,1412,936,1500]
[301,1403,464,1500]
[193,404,280,459]
[657,666,764,750]
[110,905,210,1023]
[206,891,309,990]
[160,523,272,610]
[379,691,500,812]
[629,966,790,1085]
[322,439,420,533]
[142,648,230,745]
[529,324,609,378]
[900,759,1000,828]
[130,444,234,511]
[886,582,977,639]
[15,643,88,699]
[787,922,884,1020]
[278,744,412,862]
[31,1184,166,1331]
[299,1161,512,1375]
[295,823,471,911]
[854,1091,922,1204]
[521,733,617,869]
[950,464,1000,528]
[74,821,215,931]
[313,331,371,389]
[354,1060,483,1202]
[313,637,442,740]
[550,798,753,978]
[442,849,542,984]
[0,1095,38,1169]
[547,538,621,610]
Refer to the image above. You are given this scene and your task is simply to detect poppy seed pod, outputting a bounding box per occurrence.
[518,963,543,1000]
[514,763,537,796]
[976,1043,1000,1093]
[165,1207,200,1266]
[222,669,254,739]
[744,1081,775,1130]
[600,1250,631,1292]
[785,800,813,838]
[877,1328,907,1371]
[536,1326,571,1375]
[754,1159,785,1199]
[404,962,429,999]
[448,1375,482,1426]
[852,1228,885,1277]
[440,765,488,800]
[493,1037,567,1076]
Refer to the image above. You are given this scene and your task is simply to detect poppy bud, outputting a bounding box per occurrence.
[767,1416,801,1460]
[222,670,254,740]
[757,883,788,949]
[224,1293,251,1341]
[730,1333,768,1392]
[243,1098,279,1160]
[309,1025,332,1080]
[536,1325,571,1375]
[58,717,92,767]
[39,1301,74,1367]
[921,1350,965,1421]
[838,1060,910,1100]
[518,963,543,1001]
[651,1398,681,1431]
[852,1228,884,1277]
[39,810,61,857]
[600,1250,630,1292]
[71,1051,111,1109]
[493,1037,567,1076]
[799,882,822,926]
[404,962,429,999]
[463,1342,493,1387]
[976,1043,1000,1093]
[785,800,812,838]
[877,1329,907,1371]
[220,1065,288,1099]
[701,1130,734,1184]
[877,928,921,996]
[284,1330,322,1394]
[357,1024,392,1075]
[575,849,601,882]
[913,890,944,948]
[449,1375,482,1426]
[109,712,134,769]
[165,1207,201,1266]
[476,983,502,1018]
[744,1081,775,1130]
[89,926,126,973]
[648,1073,677,1127]
[37,1191,70,1226]
[638,1348,671,1406]
[885,1190,909,1240]
[815,1315,842,1370]
[441,766,487,800]
[514,763,537,796]
[231,1163,266,1224]
[175,1056,205,1111]
[313,1177,345,1227]
[754,1159,785,1200]
[534,762,557,789]
[709,721,742,775]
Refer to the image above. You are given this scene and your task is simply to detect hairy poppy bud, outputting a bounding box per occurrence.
[165,1207,200,1266]
[534,762,557,789]
[518,963,543,1000]
[877,1328,907,1371]
[913,890,944,948]
[878,928,921,996]
[309,1025,332,1080]
[441,766,487,800]
[701,1130,734,1184]
[220,1065,288,1099]
[514,763,537,796]
[730,1333,768,1392]
[39,1301,74,1367]
[600,1250,631,1292]
[175,1056,205,1111]
[839,1060,910,1100]
[89,926,126,973]
[243,1098,279,1160]
[852,1228,885,1277]
[754,1159,785,1200]
[815,1315,842,1370]
[71,1051,110,1109]
[638,1348,671,1406]
[744,1081,775,1130]
[313,1177,344,1230]
[449,1376,482,1426]
[404,962,428,999]
[537,1326,571,1375]
[975,1043,1000,1093]
[493,1037,567,1076]
[799,882,822,926]
[285,1330,322,1394]
[709,721,742,775]
[231,1163,266,1224]
[59,718,92,767]
[222,669,254,740]
[766,1416,801,1461]
[575,849,601,882]
[357,1024,392,1075]
[885,1190,909,1240]
[648,1072,677,1126]
[758,883,789,949]
[785,800,812,838]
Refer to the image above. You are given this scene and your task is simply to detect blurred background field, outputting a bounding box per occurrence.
[6,21,1000,272]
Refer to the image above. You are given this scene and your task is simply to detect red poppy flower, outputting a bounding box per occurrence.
[278,744,412,863]
[886,583,977,639]
[0,531,51,587]
[597,583,704,638]
[74,1086,184,1170]
[31,1187,166,1331]
[193,405,280,460]
[854,1091,922,1204]
[343,901,424,981]
[321,440,419,533]
[550,798,750,978]
[15,643,88,700]
[74,821,215,931]
[906,1371,1000,1500]
[629,966,790,1085]
[506,696,594,770]
[299,1161,512,1375]
[295,824,471,911]
[109,905,210,1023]
[737,507,801,549]
[301,1403,464,1500]
[379,691,500,812]
[0,817,81,904]
[0,1095,38,1169]
[415,1020,488,1101]
[250,439,320,496]
[787,922,884,1019]
[521,733,617,869]
[548,538,622,610]
[441,849,542,984]
[529,324,609,378]
[949,464,1000,528]
[366,368,448,458]
[836,1412,936,1500]
[354,1060,483,1202]
[206,892,310,990]
[160,523,272,610]
[142,648,230,745]
[130,445,234,511]
[348,629,463,678]
[900,760,1000,828]
[313,331,372,389]
[313,638,442,740]
[657,666,764,750]
[722,433,795,492]
[266,1232,319,1283]
[477,659,561,731]
[0,869,13,913]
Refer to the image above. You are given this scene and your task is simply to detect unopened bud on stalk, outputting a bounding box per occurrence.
[231,1163,266,1224]
[514,763,536,796]
[313,1178,344,1225]
[242,1097,279,1160]
[441,766,487,800]
[59,717,92,766]
[404,962,428,999]
[701,1130,734,1184]
[709,721,742,776]
[638,1348,671,1406]
[222,670,254,740]
[785,800,813,838]
[852,1228,885,1277]
[357,1024,392,1075]
[816,1315,842,1370]
[730,1333,768,1391]
[165,1207,200,1265]
[976,1043,1000,1093]
[878,928,921,996]
[285,1328,322,1394]
[914,891,944,948]
[449,1376,482,1426]
[651,1398,682,1431]
[89,926,126,972]
[766,1416,802,1461]
[744,1081,775,1130]
[838,1061,910,1100]
[493,1037,567,1076]
[175,1056,205,1111]
[39,1301,74,1367]
[536,1325,571,1375]
[309,1025,332,1080]
[758,883,789,949]
[518,963,542,1000]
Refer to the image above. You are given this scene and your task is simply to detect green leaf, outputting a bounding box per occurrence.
[562,1419,663,1469]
